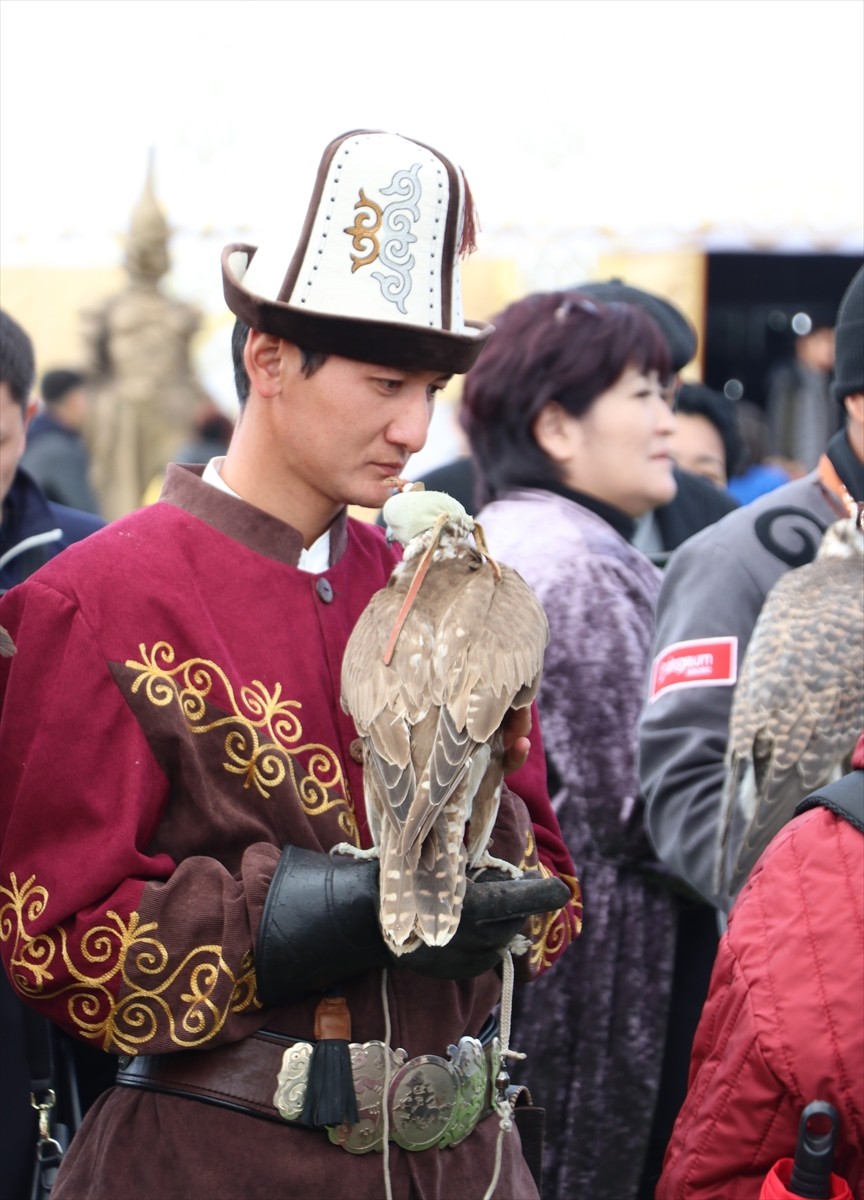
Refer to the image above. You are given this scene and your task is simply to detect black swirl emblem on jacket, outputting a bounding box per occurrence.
[754,506,827,568]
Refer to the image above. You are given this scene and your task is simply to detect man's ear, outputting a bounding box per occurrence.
[23,396,38,434]
[845,393,864,423]
[844,393,864,463]
[244,331,284,399]
[532,401,573,464]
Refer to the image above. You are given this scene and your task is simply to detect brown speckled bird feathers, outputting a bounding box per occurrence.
[340,489,549,953]
[715,515,864,908]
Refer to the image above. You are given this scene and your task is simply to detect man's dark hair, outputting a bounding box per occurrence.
[41,368,86,405]
[0,309,36,411]
[675,383,743,476]
[461,290,671,506]
[231,319,327,405]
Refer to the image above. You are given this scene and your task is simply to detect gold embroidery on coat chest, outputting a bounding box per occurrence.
[125,640,359,844]
[0,871,258,1054]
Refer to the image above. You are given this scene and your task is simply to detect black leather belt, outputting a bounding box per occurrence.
[116,1016,501,1152]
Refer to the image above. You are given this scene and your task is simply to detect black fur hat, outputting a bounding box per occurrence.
[572,278,697,374]
[833,264,864,405]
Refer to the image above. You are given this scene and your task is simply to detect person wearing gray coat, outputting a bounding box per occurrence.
[639,263,864,910]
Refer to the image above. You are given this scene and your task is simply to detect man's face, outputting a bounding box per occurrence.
[668,411,728,488]
[0,381,30,508]
[846,394,864,465]
[798,328,835,373]
[269,346,450,514]
[58,386,90,432]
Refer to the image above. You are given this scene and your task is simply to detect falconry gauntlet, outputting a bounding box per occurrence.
[255,846,570,1004]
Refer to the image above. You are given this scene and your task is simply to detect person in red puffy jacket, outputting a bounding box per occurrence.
[657,733,864,1198]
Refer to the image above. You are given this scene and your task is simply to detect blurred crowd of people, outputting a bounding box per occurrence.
[0,123,861,1200]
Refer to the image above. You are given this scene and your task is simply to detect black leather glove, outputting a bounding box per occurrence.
[255,846,390,1006]
[255,847,571,1005]
[404,869,570,979]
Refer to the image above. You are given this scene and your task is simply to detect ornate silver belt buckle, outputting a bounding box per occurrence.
[328,1041,408,1153]
[273,1035,498,1154]
[273,1041,315,1122]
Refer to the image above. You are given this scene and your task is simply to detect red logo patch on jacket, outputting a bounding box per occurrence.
[648,636,738,703]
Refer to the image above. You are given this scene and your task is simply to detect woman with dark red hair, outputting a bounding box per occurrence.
[461,290,679,1200]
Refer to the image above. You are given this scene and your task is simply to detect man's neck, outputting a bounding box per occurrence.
[201,458,334,572]
[220,433,341,550]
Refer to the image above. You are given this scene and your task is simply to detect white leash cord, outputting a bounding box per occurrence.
[380,968,394,1200]
[481,948,525,1200]
[378,951,525,1200]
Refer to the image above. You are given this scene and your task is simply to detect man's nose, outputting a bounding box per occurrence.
[386,388,432,453]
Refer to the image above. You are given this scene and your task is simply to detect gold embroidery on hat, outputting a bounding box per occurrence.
[345,189,383,271]
[125,641,360,846]
[0,871,259,1053]
[344,165,422,315]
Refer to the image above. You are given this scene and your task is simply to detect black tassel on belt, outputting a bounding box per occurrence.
[300,993,359,1128]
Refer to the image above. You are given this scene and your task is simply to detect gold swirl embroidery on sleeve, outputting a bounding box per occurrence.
[125,641,359,846]
[1,872,260,1054]
[518,830,583,972]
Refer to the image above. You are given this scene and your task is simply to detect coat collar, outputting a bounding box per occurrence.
[158,463,349,568]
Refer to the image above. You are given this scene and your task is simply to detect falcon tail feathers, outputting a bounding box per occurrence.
[379,820,467,953]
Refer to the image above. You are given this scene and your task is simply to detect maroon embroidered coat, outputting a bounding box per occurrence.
[0,466,580,1200]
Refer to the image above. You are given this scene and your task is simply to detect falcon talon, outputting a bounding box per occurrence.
[471,854,524,879]
[329,842,379,861]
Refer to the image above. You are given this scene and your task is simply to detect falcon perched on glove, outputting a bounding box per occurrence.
[715,512,864,910]
[340,484,550,955]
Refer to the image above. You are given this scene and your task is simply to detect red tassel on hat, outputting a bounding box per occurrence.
[459,170,479,257]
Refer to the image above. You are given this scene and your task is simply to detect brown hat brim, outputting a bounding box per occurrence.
[222,244,493,375]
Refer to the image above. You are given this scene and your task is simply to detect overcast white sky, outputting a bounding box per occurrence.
[2,0,861,466]
[2,0,862,264]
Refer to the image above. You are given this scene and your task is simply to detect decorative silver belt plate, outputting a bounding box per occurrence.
[273,1035,500,1153]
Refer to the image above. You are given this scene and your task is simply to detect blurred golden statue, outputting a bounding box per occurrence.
[83,158,210,519]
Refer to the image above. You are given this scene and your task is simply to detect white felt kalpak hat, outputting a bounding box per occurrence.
[221,129,493,375]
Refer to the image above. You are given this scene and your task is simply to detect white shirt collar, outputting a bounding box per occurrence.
[201,457,331,574]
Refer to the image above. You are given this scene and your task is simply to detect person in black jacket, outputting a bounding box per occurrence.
[19,368,102,515]
[0,309,108,1200]
[1,316,103,590]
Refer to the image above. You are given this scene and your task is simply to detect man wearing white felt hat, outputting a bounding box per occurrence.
[0,129,580,1200]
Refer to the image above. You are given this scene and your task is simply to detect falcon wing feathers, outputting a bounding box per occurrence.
[341,536,549,951]
[716,521,864,909]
